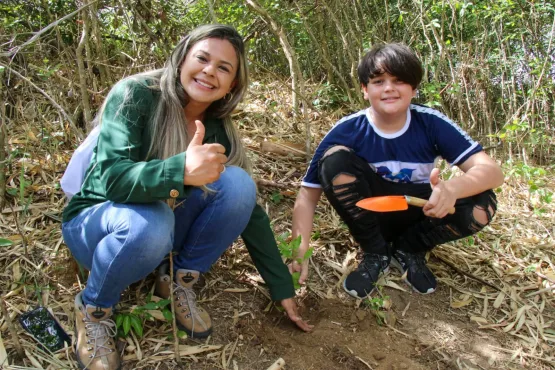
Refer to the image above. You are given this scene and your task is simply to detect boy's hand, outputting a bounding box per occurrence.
[288,246,310,284]
[280,298,313,332]
[424,168,457,218]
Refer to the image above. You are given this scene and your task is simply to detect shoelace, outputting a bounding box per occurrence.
[398,251,427,273]
[84,318,117,360]
[173,283,208,332]
[359,253,388,273]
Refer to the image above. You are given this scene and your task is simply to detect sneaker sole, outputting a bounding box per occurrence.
[390,258,436,295]
[342,267,390,299]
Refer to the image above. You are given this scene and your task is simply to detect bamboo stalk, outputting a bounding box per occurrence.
[0,298,23,357]
[169,252,181,365]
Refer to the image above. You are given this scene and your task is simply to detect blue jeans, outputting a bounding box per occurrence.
[62,166,256,308]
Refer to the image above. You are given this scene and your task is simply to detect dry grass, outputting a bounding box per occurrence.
[1,76,554,369]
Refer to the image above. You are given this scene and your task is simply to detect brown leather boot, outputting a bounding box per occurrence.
[154,266,212,338]
[173,269,212,338]
[74,292,120,370]
[154,263,171,299]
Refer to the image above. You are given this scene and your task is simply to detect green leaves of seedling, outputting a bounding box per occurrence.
[301,247,314,262]
[277,234,314,289]
[0,239,14,247]
[277,234,301,259]
[130,315,143,337]
[114,299,173,338]
[270,191,284,204]
[121,315,131,336]
[177,330,187,339]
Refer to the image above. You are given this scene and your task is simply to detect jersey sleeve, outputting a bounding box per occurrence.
[428,109,483,166]
[301,117,359,188]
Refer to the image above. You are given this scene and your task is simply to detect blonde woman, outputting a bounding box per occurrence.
[62,24,311,370]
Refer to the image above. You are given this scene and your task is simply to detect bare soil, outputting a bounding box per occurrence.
[106,254,524,370]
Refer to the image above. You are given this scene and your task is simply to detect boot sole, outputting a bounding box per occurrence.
[342,267,390,299]
[177,322,213,339]
[75,356,122,370]
[390,258,436,295]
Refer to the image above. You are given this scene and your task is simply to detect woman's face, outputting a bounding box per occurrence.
[179,38,238,109]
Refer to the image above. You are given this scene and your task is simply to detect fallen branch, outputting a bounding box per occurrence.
[259,141,306,157]
[432,251,502,292]
[525,284,555,298]
[169,252,181,365]
[355,356,374,369]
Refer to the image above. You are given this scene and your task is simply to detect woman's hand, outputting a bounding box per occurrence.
[184,120,227,186]
[280,298,313,332]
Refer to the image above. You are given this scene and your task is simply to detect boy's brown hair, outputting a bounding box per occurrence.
[357,43,423,89]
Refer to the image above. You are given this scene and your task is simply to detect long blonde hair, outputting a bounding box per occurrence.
[95,24,251,173]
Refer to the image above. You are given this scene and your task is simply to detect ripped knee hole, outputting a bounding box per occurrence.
[472,204,495,227]
[331,173,356,186]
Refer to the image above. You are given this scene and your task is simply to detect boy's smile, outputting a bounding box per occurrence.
[362,73,416,130]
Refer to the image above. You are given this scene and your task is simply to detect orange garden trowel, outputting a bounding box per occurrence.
[356,195,455,214]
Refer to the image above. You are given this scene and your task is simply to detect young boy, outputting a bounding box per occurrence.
[291,43,503,298]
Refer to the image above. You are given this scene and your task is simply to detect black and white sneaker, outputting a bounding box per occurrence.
[391,250,436,294]
[343,253,390,298]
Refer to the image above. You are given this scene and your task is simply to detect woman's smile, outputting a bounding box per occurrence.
[194,78,215,89]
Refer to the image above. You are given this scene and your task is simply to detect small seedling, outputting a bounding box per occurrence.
[463,236,475,247]
[114,299,172,338]
[363,287,392,326]
[270,191,284,204]
[277,234,314,289]
[524,264,537,273]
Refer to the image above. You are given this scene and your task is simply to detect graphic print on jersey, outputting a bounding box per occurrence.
[376,166,415,183]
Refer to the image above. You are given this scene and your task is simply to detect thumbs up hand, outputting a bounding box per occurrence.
[184,120,227,186]
[423,168,456,218]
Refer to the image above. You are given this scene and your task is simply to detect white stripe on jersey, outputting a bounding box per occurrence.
[411,104,475,146]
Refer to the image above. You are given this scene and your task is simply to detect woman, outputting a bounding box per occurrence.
[62,24,311,370]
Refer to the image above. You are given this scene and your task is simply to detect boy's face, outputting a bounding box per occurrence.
[362,73,416,119]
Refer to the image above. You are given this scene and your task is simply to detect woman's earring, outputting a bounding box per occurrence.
[225,92,234,101]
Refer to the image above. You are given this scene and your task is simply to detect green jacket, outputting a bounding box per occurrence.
[63,78,295,301]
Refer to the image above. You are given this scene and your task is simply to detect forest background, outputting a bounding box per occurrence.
[0,0,554,369]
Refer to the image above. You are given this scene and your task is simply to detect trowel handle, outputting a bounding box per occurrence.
[405,196,456,214]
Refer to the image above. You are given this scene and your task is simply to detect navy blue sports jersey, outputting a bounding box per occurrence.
[301,104,482,188]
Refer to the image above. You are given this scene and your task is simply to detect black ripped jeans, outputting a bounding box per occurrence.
[318,148,497,255]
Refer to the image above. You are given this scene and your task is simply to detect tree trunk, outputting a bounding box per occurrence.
[76,0,92,127]
[246,0,304,116]
[0,69,5,209]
